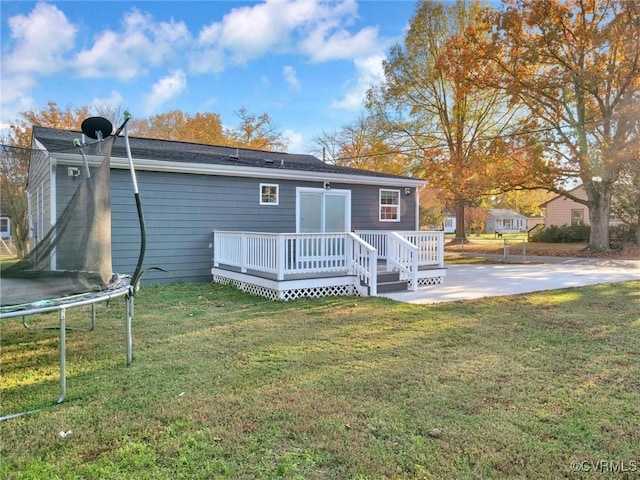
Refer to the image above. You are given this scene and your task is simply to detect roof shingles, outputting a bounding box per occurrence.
[33,126,418,181]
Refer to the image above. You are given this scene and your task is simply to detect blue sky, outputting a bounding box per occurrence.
[1,0,419,153]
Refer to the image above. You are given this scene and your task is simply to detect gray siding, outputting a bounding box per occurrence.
[110,171,301,284]
[348,183,417,231]
[26,147,52,241]
[53,166,419,284]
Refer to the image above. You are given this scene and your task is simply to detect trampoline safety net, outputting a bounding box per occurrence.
[1,136,119,307]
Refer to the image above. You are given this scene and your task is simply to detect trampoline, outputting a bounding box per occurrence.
[1,114,146,420]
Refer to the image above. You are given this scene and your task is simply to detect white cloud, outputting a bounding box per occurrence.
[188,47,226,75]
[282,66,300,90]
[283,129,305,153]
[144,70,188,113]
[4,2,77,75]
[0,73,37,125]
[333,54,386,110]
[192,0,381,71]
[75,9,190,81]
[0,3,76,124]
[91,91,124,112]
[197,0,320,64]
[300,25,380,63]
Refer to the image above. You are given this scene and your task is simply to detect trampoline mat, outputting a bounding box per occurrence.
[1,273,130,312]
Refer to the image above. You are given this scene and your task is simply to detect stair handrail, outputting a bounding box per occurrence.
[347,232,378,296]
[387,232,419,292]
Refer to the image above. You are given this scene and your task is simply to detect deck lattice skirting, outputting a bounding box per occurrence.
[212,231,445,301]
[212,274,359,301]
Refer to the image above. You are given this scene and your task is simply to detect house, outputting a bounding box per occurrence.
[443,212,456,233]
[28,125,446,299]
[486,209,527,234]
[540,185,623,227]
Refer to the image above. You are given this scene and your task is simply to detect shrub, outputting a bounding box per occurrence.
[610,224,637,244]
[530,224,590,243]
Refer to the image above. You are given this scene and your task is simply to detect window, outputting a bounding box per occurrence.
[379,189,400,222]
[0,217,9,237]
[571,209,584,226]
[260,183,279,205]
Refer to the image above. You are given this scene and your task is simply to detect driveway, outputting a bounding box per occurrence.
[382,257,640,304]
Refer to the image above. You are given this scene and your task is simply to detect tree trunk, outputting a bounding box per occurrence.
[454,198,467,242]
[585,181,613,252]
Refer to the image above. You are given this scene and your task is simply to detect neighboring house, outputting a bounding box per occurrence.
[540,185,623,227]
[526,216,545,231]
[443,211,456,233]
[486,209,527,234]
[29,126,445,298]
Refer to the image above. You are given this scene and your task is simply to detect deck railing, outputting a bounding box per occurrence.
[214,230,444,296]
[213,231,378,295]
[356,230,445,268]
[396,231,445,268]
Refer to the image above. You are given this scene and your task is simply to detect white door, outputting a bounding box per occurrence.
[296,188,351,262]
[297,188,350,233]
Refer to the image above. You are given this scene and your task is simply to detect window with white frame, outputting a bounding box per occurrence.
[260,183,279,205]
[379,189,400,221]
[571,209,584,226]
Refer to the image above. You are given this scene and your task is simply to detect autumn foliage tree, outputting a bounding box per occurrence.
[367,0,550,241]
[482,0,640,251]
[310,114,409,176]
[225,108,288,152]
[131,108,288,152]
[1,102,93,255]
[131,110,225,144]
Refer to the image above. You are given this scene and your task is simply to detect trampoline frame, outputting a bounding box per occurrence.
[0,281,134,421]
[1,113,145,421]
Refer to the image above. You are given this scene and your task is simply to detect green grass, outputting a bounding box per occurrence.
[2,282,639,479]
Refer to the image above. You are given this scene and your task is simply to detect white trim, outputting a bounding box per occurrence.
[295,187,351,233]
[51,153,426,188]
[50,159,57,231]
[259,183,279,205]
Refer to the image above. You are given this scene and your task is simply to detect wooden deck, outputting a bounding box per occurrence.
[211,263,446,301]
[211,231,446,301]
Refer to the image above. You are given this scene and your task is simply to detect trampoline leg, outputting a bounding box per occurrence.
[126,296,133,366]
[57,308,67,404]
[90,303,96,331]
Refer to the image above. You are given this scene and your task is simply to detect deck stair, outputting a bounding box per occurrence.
[376,270,408,293]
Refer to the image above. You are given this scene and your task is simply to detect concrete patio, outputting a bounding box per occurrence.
[382,257,640,304]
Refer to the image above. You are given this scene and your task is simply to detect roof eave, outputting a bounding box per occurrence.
[53,153,427,187]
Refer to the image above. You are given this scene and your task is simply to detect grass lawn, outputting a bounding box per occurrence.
[2,281,639,479]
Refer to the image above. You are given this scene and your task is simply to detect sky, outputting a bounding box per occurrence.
[0,0,419,153]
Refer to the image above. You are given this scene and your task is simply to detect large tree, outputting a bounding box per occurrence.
[367,0,548,241]
[484,0,640,251]
[225,108,288,152]
[131,110,226,144]
[310,114,409,176]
